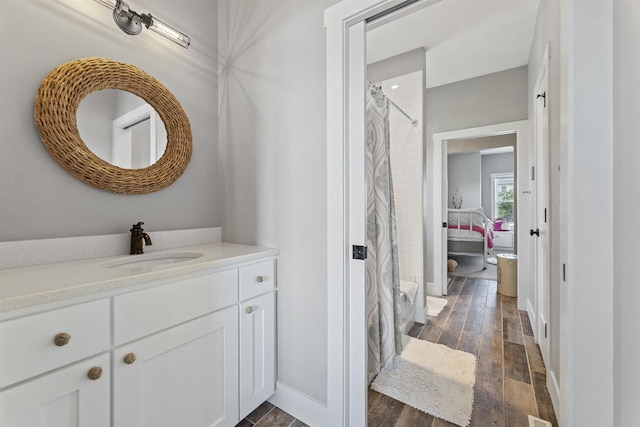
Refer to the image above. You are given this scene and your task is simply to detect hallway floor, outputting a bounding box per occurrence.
[368,276,558,427]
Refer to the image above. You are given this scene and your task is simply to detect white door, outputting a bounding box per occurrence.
[0,353,110,427]
[240,292,276,420]
[431,134,449,297]
[113,306,239,427]
[533,46,551,366]
[347,20,368,427]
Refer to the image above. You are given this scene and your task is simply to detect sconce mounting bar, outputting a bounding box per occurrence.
[94,0,191,49]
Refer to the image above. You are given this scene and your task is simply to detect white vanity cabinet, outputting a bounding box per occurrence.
[112,269,242,427]
[0,252,277,427]
[238,260,277,419]
[113,306,239,427]
[0,353,110,427]
[0,299,111,427]
[240,292,276,419]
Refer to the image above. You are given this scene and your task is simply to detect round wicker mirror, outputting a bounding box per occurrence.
[34,57,192,194]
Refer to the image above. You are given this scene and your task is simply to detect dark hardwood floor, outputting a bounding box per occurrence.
[236,402,308,427]
[237,276,558,427]
[368,276,559,427]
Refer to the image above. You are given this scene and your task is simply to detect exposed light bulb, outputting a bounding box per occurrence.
[94,0,117,8]
[147,16,191,49]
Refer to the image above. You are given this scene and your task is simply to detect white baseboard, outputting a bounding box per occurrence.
[268,381,330,426]
[527,299,537,339]
[548,369,561,419]
[426,282,442,296]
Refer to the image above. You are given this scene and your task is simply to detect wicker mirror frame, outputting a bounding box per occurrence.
[34,57,192,194]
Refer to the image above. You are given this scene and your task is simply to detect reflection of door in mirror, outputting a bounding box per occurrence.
[77,89,167,169]
[111,103,167,169]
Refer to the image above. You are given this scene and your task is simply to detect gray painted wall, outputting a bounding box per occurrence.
[613,0,640,424]
[367,48,425,83]
[528,0,562,387]
[447,152,481,209]
[0,0,219,242]
[218,0,337,404]
[481,152,514,219]
[425,66,528,284]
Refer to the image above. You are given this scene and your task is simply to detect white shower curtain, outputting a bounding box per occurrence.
[366,84,404,384]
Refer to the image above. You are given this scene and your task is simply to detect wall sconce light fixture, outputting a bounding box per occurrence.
[94,0,191,49]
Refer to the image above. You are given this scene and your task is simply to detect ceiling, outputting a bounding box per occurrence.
[366,0,541,89]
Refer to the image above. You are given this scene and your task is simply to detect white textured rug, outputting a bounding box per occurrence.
[426,296,448,317]
[371,336,477,427]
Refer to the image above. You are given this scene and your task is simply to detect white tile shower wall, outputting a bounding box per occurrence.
[379,71,423,289]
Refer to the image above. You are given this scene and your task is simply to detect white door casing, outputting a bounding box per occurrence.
[433,121,530,301]
[326,2,441,425]
[112,103,158,169]
[328,1,617,425]
[327,2,532,425]
[533,44,551,367]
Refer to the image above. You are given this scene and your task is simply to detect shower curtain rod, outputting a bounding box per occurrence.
[388,99,419,127]
[369,82,419,127]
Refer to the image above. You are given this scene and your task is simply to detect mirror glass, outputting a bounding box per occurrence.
[77,89,167,169]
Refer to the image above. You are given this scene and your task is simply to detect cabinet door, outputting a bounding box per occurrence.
[240,292,276,419]
[0,353,110,427]
[113,306,239,427]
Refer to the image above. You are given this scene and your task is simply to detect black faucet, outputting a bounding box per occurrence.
[130,222,152,254]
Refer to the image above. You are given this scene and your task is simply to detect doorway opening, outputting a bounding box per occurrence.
[325,0,556,425]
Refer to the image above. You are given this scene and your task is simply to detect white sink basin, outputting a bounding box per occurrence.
[102,252,204,270]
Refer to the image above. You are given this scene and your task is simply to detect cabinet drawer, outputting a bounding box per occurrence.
[239,260,275,301]
[114,269,238,345]
[0,299,110,388]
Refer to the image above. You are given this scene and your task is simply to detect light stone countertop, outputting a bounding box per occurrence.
[0,242,279,313]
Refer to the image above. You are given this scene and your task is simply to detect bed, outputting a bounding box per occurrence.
[447,208,494,270]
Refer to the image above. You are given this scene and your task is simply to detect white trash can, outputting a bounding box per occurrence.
[497,253,518,297]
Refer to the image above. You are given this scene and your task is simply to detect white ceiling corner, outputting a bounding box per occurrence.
[367,0,541,88]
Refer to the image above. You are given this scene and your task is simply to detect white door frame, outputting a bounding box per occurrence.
[433,121,530,303]
[112,103,157,168]
[326,0,614,425]
[325,2,440,425]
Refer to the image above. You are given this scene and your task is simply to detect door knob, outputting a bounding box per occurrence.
[530,228,540,237]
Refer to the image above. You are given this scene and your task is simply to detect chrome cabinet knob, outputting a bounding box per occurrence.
[54,333,71,347]
[246,306,253,314]
[256,276,264,283]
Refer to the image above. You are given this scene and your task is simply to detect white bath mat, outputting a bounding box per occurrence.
[426,296,448,317]
[371,336,477,427]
